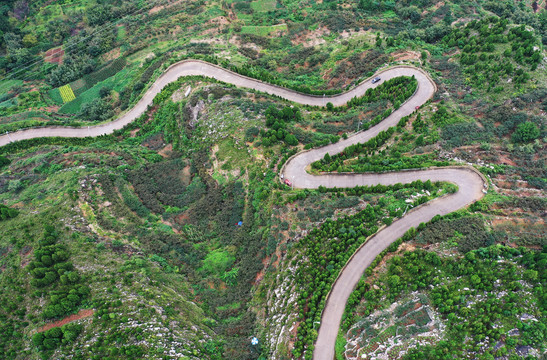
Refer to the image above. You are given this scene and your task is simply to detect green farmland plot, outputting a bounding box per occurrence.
[59,84,76,103]
[59,67,133,114]
[69,58,127,97]
[47,87,63,105]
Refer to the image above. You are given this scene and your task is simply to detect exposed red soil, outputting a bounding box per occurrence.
[44,47,64,65]
[101,47,121,62]
[322,67,333,81]
[19,246,33,268]
[498,154,517,166]
[491,217,544,227]
[37,309,94,333]
[291,26,330,47]
[149,0,184,14]
[38,105,61,113]
[287,320,301,353]
[160,219,180,234]
[494,179,533,190]
[422,1,445,16]
[142,132,165,150]
[392,51,420,62]
[363,244,412,286]
[43,0,62,6]
[254,256,270,284]
[174,211,190,224]
[326,59,354,88]
[158,143,173,158]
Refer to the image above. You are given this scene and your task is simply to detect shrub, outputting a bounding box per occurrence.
[512,121,540,143]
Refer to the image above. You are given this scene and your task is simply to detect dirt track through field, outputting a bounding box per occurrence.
[37,309,94,333]
[0,60,486,359]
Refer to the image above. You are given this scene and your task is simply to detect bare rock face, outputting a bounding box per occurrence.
[187,99,206,129]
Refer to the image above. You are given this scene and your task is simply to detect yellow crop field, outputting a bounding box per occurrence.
[59,84,76,103]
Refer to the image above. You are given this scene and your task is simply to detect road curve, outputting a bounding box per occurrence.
[1,60,427,146]
[0,59,486,359]
[281,70,487,358]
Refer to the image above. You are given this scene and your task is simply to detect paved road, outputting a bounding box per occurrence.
[0,59,486,359]
[0,60,429,146]
[281,69,486,359]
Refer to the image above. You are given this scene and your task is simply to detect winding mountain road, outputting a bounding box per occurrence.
[0,60,486,359]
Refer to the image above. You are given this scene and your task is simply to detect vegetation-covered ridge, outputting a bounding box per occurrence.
[0,1,545,359]
[343,239,546,359]
[290,180,453,358]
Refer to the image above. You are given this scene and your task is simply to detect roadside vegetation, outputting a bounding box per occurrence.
[342,227,546,359]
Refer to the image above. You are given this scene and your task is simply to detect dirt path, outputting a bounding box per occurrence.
[37,309,94,333]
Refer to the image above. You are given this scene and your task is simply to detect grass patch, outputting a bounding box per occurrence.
[211,171,227,185]
[240,24,287,36]
[0,79,22,94]
[116,25,126,41]
[0,98,16,108]
[216,302,241,311]
[251,0,277,12]
[216,138,249,170]
[335,331,347,360]
[199,248,235,276]
[382,10,397,18]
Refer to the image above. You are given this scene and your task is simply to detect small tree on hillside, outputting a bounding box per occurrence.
[512,121,540,143]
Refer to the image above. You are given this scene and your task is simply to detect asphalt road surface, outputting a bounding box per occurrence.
[0,59,486,359]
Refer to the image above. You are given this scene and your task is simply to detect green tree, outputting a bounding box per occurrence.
[22,33,37,47]
[80,98,112,122]
[388,275,400,288]
[471,274,481,285]
[512,122,540,143]
[358,0,374,11]
[285,133,298,146]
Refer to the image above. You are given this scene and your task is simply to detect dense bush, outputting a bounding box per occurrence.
[441,122,491,147]
[46,55,96,88]
[260,105,302,146]
[353,244,547,359]
[80,98,112,122]
[345,76,417,110]
[331,50,388,84]
[129,158,192,214]
[27,226,90,320]
[415,216,501,253]
[442,17,541,89]
[32,323,83,352]
[0,204,17,220]
[512,121,541,143]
